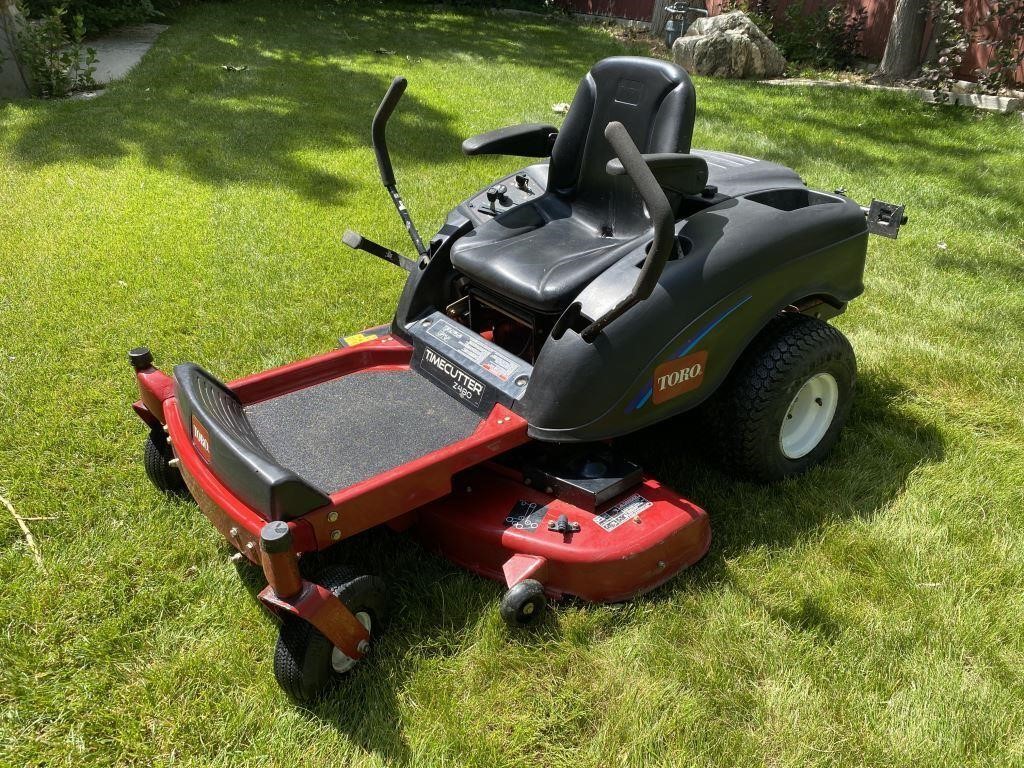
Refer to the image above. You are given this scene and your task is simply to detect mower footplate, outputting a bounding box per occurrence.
[148,335,531,561]
[413,465,711,603]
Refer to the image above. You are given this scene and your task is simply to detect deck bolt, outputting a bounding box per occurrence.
[245,541,255,551]
[657,560,666,569]
[229,527,239,538]
[163,424,170,434]
[168,458,180,468]
[634,516,642,525]
[544,486,553,495]
[357,640,370,655]
[331,530,341,541]
[524,477,532,486]
[327,510,339,522]
[465,486,473,494]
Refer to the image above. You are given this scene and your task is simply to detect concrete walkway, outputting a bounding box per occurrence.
[87,22,167,85]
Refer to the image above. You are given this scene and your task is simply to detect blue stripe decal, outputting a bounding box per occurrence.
[625,295,752,413]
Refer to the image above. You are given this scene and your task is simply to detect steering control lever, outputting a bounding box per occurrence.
[372,77,429,258]
[578,121,676,343]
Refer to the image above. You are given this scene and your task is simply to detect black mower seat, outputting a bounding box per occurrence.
[451,56,696,314]
[449,201,644,313]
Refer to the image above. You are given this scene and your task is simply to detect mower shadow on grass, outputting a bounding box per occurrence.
[618,372,946,591]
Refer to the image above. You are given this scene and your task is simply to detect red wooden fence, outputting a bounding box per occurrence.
[564,0,656,19]
[560,0,1024,84]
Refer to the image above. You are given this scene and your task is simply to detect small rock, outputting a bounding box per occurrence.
[937,241,948,250]
[552,102,570,114]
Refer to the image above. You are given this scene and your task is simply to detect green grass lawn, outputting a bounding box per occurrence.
[2,2,1023,765]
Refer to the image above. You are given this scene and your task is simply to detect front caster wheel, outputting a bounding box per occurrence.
[500,579,547,628]
[143,431,188,496]
[273,566,388,703]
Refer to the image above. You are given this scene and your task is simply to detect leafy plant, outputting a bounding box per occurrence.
[772,2,866,69]
[917,0,968,97]
[722,0,777,37]
[722,0,865,70]
[972,0,1024,91]
[22,0,154,34]
[15,3,96,98]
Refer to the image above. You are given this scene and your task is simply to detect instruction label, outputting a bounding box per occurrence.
[427,318,523,382]
[594,495,652,532]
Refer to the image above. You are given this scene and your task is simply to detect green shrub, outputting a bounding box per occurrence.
[15,3,96,97]
[772,3,866,69]
[21,0,198,34]
[23,0,152,34]
[725,0,866,70]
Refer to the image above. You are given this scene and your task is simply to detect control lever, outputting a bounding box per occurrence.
[343,229,414,271]
[515,173,532,194]
[370,77,429,258]
[578,121,675,343]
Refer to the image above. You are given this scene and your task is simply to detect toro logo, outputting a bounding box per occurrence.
[653,350,708,404]
[191,415,212,464]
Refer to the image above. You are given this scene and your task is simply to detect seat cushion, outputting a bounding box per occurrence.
[450,200,641,313]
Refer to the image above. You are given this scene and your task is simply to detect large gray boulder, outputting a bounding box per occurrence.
[672,11,786,79]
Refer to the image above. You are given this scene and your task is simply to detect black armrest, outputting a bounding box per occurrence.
[606,152,709,196]
[462,123,558,158]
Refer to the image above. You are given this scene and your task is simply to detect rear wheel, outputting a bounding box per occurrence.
[273,566,388,703]
[703,313,856,482]
[143,431,188,496]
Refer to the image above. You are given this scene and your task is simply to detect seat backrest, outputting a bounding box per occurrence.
[547,57,696,236]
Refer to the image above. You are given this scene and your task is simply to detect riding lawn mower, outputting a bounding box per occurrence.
[128,57,905,701]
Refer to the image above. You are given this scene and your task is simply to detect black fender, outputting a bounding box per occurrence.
[517,191,868,441]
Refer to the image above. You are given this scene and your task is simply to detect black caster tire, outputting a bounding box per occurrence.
[143,431,188,496]
[703,313,856,483]
[273,566,388,703]
[500,579,547,628]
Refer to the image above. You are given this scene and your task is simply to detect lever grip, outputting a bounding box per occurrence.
[372,76,407,187]
[603,121,675,303]
[579,122,676,343]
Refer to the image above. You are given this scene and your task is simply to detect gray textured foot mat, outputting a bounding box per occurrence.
[244,370,482,494]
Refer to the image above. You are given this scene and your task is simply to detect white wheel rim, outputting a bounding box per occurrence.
[779,373,839,460]
[330,611,371,674]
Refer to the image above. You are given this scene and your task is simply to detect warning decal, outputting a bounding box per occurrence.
[594,494,652,532]
[427,318,523,382]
